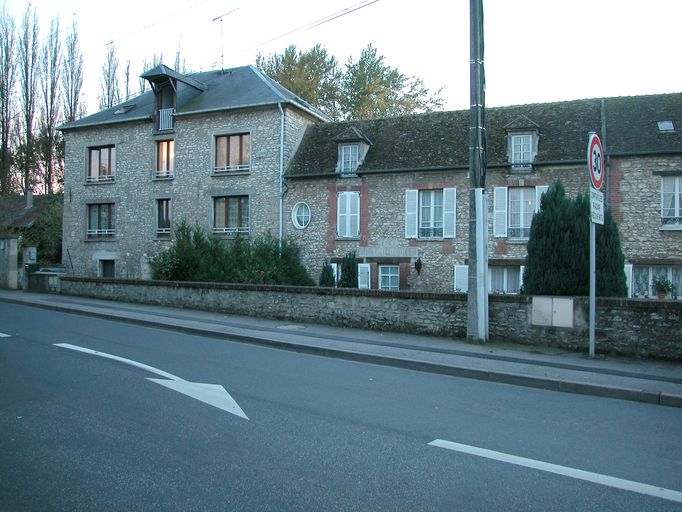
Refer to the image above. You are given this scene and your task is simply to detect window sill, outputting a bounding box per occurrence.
[659,224,682,231]
[153,174,174,181]
[85,238,116,243]
[507,238,529,245]
[335,237,360,241]
[85,179,115,185]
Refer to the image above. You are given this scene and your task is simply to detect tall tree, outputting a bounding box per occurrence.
[0,9,17,195]
[123,59,131,101]
[18,5,40,193]
[38,17,61,194]
[98,44,120,110]
[523,180,627,297]
[62,19,84,123]
[256,44,342,119]
[255,43,443,121]
[342,44,443,120]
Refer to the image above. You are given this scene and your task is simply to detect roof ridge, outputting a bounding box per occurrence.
[248,65,288,103]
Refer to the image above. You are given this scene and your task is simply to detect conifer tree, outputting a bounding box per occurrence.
[523,180,626,297]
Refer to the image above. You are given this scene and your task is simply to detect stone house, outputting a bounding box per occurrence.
[59,65,327,278]
[283,93,682,297]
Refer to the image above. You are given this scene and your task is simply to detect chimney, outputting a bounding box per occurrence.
[25,189,33,209]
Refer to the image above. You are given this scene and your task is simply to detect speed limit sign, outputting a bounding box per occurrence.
[587,132,604,190]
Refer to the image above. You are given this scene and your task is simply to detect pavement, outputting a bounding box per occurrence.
[1,289,681,408]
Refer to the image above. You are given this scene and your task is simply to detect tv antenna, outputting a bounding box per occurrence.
[212,8,239,72]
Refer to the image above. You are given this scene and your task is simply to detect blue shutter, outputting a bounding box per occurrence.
[443,188,457,238]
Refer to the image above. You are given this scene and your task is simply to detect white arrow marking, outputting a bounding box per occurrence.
[54,343,248,420]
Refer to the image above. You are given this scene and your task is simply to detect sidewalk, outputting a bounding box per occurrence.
[1,289,681,408]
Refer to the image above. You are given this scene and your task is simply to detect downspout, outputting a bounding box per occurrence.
[601,98,610,207]
[278,103,285,244]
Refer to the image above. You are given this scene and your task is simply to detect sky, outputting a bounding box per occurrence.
[3,0,682,116]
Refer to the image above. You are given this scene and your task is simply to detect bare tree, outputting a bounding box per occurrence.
[98,44,120,110]
[123,59,131,101]
[18,5,40,193]
[38,17,61,194]
[62,19,83,123]
[0,9,17,195]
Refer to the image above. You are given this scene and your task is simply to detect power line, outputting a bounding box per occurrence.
[243,0,379,52]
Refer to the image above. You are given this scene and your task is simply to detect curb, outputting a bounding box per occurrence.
[3,296,681,408]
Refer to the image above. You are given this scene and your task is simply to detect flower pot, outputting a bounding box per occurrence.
[658,292,666,300]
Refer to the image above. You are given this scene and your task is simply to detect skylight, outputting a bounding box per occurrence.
[114,104,135,115]
[657,120,675,132]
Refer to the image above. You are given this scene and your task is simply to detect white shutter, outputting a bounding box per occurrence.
[624,264,633,298]
[405,189,418,238]
[454,264,468,293]
[443,187,457,238]
[493,187,508,237]
[331,263,340,287]
[535,185,549,212]
[519,265,525,293]
[350,191,360,237]
[358,263,371,289]
[337,192,348,237]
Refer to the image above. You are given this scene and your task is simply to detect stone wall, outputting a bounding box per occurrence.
[60,277,682,361]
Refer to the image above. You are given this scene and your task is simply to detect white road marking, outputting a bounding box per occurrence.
[54,343,248,420]
[429,439,682,504]
[0,332,11,337]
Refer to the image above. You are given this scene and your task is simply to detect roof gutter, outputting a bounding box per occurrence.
[57,115,151,132]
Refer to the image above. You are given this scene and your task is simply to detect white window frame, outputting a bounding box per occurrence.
[337,191,360,238]
[494,186,548,239]
[378,265,399,291]
[213,132,251,175]
[511,134,532,170]
[488,266,522,294]
[454,264,468,293]
[212,195,250,235]
[155,198,172,238]
[661,176,682,229]
[291,202,311,229]
[339,143,359,175]
[155,140,175,179]
[405,188,456,239]
[86,145,116,183]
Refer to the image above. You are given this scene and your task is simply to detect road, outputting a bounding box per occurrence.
[1,302,681,511]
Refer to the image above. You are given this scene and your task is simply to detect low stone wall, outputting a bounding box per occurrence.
[60,277,682,361]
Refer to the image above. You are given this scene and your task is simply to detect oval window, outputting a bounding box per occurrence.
[292,202,311,229]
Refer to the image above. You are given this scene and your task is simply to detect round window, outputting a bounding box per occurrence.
[292,202,311,229]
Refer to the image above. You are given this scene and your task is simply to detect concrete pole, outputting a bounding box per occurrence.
[467,0,488,342]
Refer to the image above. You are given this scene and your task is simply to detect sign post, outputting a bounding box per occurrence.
[587,132,604,358]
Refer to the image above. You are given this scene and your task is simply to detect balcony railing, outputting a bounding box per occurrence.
[87,228,115,239]
[158,108,175,131]
[212,226,249,235]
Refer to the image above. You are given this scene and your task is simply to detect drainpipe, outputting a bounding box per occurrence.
[278,103,285,244]
[601,98,610,207]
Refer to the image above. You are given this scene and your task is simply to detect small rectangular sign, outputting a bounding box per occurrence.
[590,188,604,225]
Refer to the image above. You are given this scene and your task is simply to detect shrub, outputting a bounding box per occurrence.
[338,251,358,288]
[319,262,336,287]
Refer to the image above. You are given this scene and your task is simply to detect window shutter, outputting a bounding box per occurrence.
[624,264,633,298]
[454,264,468,293]
[443,187,457,238]
[349,192,360,237]
[358,263,371,289]
[331,263,340,287]
[519,265,526,292]
[405,189,418,238]
[493,187,508,237]
[535,185,549,212]
[337,193,347,237]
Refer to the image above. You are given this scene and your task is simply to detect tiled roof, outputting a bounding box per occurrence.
[59,65,329,131]
[0,194,59,230]
[286,93,682,177]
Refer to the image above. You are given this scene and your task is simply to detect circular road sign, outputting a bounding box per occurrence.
[587,133,604,190]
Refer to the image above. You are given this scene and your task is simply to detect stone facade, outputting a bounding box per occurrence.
[62,98,318,279]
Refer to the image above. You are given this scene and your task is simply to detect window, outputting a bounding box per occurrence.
[493,186,548,239]
[156,140,174,178]
[337,191,359,238]
[87,203,115,239]
[489,266,523,294]
[658,121,676,133]
[662,176,682,227]
[214,133,250,174]
[99,259,115,278]
[340,144,359,175]
[291,202,311,229]
[87,146,115,182]
[632,265,681,298]
[213,196,249,234]
[379,265,399,291]
[156,199,171,237]
[405,188,456,239]
[511,134,532,169]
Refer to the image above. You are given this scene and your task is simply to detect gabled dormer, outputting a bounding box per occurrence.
[504,115,540,172]
[333,127,372,176]
[140,64,207,132]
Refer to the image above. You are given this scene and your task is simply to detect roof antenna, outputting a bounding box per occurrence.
[212,8,239,73]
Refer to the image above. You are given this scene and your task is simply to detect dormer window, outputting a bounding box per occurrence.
[505,116,539,172]
[340,144,359,175]
[511,134,533,170]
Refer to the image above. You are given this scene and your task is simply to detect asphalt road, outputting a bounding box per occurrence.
[1,303,681,511]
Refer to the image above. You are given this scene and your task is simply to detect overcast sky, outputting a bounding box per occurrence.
[3,0,681,115]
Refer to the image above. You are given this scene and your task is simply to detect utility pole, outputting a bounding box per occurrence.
[466,0,488,342]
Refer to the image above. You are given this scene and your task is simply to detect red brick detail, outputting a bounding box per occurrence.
[359,183,370,247]
[399,263,410,289]
[409,180,456,190]
[408,239,418,247]
[326,185,337,253]
[608,159,623,223]
[494,239,508,255]
[442,239,454,254]
[370,262,378,290]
